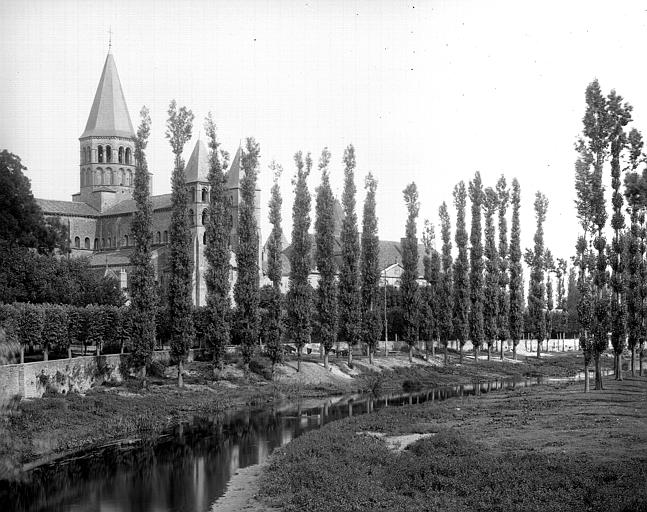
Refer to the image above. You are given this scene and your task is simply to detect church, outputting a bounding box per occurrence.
[35,49,260,306]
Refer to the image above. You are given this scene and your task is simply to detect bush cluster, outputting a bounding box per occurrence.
[0,303,133,356]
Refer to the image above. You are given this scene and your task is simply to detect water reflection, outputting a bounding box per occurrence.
[3,373,579,512]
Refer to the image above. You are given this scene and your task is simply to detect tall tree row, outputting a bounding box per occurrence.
[360,173,381,364]
[453,182,469,363]
[338,145,361,366]
[166,100,195,387]
[401,182,420,363]
[204,114,232,373]
[286,151,312,372]
[129,106,156,385]
[315,148,338,369]
[234,138,261,368]
[468,172,485,363]
[422,221,441,357]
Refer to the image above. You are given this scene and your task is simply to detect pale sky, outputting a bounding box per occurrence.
[2,0,647,265]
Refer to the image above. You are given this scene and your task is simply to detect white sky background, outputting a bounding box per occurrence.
[2,0,647,265]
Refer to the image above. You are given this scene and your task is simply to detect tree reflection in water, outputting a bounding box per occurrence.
[2,376,547,512]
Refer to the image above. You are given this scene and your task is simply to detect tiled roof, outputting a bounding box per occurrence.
[100,193,172,216]
[80,52,135,138]
[185,139,209,183]
[37,199,99,217]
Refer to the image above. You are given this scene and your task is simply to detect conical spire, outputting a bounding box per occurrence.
[81,52,134,138]
[226,145,243,189]
[185,139,210,183]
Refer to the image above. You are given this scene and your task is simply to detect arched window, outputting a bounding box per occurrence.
[85,169,91,186]
[127,170,133,186]
[95,168,102,185]
[201,188,208,202]
[101,238,105,249]
[84,237,90,250]
[203,232,207,244]
[118,147,124,164]
[108,237,111,248]
[94,238,99,250]
[74,236,80,248]
[120,169,125,185]
[156,232,161,244]
[104,168,111,185]
[125,147,132,165]
[124,235,129,247]
[163,230,168,243]
[87,147,91,163]
[110,169,116,185]
[98,145,104,163]
[80,170,85,187]
[188,209,194,225]
[202,209,208,225]
[106,145,112,163]
[191,187,197,202]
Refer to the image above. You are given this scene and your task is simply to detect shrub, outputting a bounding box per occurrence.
[42,304,69,354]
[146,359,167,378]
[18,303,44,347]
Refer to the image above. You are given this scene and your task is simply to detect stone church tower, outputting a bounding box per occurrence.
[72,50,137,212]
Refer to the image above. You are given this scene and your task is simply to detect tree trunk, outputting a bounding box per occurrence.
[631,348,635,376]
[408,345,413,363]
[43,348,49,361]
[613,354,617,375]
[348,346,353,366]
[473,345,478,364]
[368,347,374,365]
[640,349,643,376]
[20,345,24,364]
[324,350,329,369]
[459,344,463,364]
[617,352,623,381]
[444,343,448,365]
[512,344,517,361]
[594,354,604,390]
[487,344,491,361]
[584,362,590,393]
[536,339,541,359]
[500,340,504,360]
[177,359,184,387]
[297,347,302,372]
[432,339,435,358]
[68,347,72,359]
[120,342,124,354]
[141,365,148,389]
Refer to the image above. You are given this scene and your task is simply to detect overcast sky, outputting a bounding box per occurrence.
[2,0,647,264]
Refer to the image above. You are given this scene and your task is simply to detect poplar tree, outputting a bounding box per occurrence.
[453,182,470,363]
[496,176,510,359]
[286,151,312,372]
[421,221,440,357]
[624,128,646,376]
[129,106,156,385]
[315,148,337,369]
[360,173,381,364]
[607,90,632,380]
[483,187,499,360]
[166,100,195,387]
[401,182,420,362]
[266,161,284,373]
[526,192,548,359]
[508,178,523,360]
[469,172,485,363]
[234,138,261,368]
[545,250,555,350]
[438,202,453,364]
[204,114,232,372]
[338,145,361,366]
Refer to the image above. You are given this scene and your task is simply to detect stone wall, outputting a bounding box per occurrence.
[0,348,205,401]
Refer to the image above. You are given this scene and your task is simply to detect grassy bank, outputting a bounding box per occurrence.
[259,375,647,512]
[0,350,615,480]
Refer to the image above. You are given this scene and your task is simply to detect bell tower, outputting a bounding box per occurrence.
[73,49,136,212]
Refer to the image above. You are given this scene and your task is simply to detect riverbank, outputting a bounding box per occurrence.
[256,375,647,512]
[0,349,613,480]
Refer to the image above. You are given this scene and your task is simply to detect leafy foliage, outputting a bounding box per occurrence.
[508,179,523,355]
[438,202,453,358]
[468,172,485,358]
[483,187,499,357]
[338,145,362,357]
[129,106,157,371]
[234,137,261,365]
[453,182,469,359]
[286,151,313,365]
[496,176,510,345]
[401,182,420,349]
[165,101,195,372]
[526,192,549,353]
[315,148,338,363]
